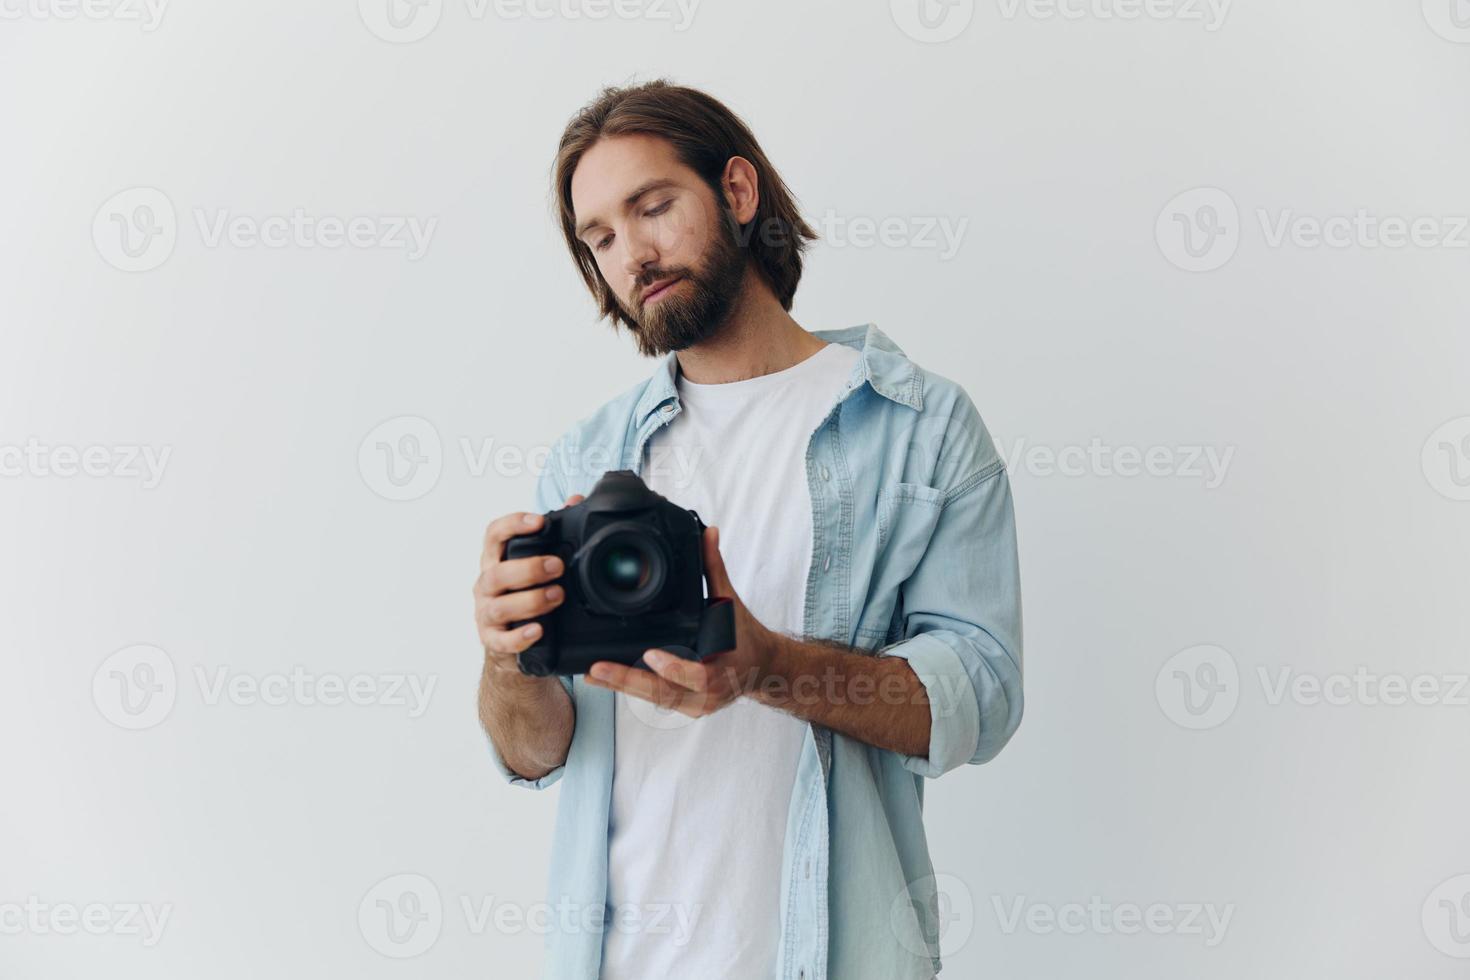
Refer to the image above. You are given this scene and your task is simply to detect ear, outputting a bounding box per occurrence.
[720,156,761,226]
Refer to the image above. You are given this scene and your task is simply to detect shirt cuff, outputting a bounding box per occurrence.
[489,743,567,790]
[880,631,982,778]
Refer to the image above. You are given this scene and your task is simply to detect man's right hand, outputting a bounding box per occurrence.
[474,494,585,676]
[477,494,584,782]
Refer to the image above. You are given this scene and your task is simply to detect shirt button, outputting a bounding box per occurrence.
[822,554,831,572]
[661,404,674,415]
[820,465,831,481]
[804,859,812,879]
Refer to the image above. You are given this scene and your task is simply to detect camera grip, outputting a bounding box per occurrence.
[635,598,734,670]
[503,528,561,676]
[694,597,736,658]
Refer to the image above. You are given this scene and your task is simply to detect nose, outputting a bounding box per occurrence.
[620,224,659,284]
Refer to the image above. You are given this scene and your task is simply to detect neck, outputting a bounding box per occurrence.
[673,269,825,384]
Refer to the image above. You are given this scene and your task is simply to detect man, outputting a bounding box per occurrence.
[475,80,1023,980]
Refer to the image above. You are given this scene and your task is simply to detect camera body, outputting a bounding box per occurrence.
[503,470,733,676]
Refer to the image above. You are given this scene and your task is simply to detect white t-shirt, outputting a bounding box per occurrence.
[600,341,861,980]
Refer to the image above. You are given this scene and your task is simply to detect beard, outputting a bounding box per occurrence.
[622,213,748,358]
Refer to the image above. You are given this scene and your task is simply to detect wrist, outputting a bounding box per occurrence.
[747,629,789,705]
[483,650,542,693]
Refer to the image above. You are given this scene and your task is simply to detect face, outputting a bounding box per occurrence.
[570,134,748,357]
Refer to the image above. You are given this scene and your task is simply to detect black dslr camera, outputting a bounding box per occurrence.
[502,470,735,677]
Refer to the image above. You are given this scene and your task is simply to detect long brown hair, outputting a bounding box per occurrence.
[553,80,817,331]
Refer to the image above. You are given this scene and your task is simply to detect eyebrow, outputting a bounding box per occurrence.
[575,178,680,241]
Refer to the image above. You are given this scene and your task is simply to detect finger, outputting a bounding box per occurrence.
[481,583,565,628]
[702,525,734,598]
[479,554,565,596]
[586,662,689,711]
[482,511,545,564]
[485,620,543,657]
[642,649,710,692]
[564,493,586,507]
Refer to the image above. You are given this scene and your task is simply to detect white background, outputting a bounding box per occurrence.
[3,1,1469,977]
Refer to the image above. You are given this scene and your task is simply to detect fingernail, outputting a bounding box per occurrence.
[589,665,611,681]
[543,557,562,574]
[545,586,563,601]
[644,650,666,666]
[522,513,540,527]
[523,623,541,638]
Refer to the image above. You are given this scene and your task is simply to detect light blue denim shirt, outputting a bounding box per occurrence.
[489,323,1024,980]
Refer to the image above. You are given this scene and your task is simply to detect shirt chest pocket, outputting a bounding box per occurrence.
[855,483,947,646]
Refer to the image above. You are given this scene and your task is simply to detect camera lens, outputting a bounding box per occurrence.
[602,546,649,592]
[579,522,670,616]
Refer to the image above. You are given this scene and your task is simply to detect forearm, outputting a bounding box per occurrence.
[747,633,930,758]
[479,662,575,780]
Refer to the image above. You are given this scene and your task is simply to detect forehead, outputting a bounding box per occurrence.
[569,134,695,224]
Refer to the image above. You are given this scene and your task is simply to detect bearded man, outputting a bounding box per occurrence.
[474,80,1024,980]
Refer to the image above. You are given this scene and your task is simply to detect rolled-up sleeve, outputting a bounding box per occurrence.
[485,438,576,790]
[881,458,1025,778]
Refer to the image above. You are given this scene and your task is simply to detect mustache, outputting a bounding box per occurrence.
[637,267,692,291]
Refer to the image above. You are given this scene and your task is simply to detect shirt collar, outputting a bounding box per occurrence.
[632,322,923,427]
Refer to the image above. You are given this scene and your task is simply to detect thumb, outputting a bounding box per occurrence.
[702,526,734,599]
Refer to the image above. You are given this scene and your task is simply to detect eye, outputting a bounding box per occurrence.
[593,234,614,253]
[644,199,673,218]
